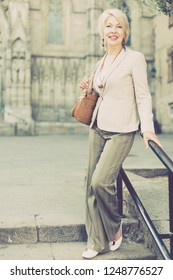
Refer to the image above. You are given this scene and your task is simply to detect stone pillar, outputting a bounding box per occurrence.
[4,0,34,135]
[0,31,3,116]
[85,0,102,76]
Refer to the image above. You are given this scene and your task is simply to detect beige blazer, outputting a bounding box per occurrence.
[90,48,155,134]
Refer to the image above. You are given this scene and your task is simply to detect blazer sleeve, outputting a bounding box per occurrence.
[131,53,155,134]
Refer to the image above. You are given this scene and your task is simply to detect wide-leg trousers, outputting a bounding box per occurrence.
[85,124,136,253]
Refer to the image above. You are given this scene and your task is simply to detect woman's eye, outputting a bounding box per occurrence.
[117,25,122,28]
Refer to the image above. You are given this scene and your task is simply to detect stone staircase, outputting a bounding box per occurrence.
[0,171,169,260]
[0,218,156,260]
[0,120,15,136]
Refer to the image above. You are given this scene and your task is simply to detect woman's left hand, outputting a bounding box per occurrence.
[143,131,162,149]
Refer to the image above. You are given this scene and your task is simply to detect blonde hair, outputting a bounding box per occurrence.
[98,9,130,43]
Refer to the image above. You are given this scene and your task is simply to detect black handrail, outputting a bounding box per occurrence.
[148,140,173,173]
[117,139,173,260]
[148,140,173,259]
[119,168,171,260]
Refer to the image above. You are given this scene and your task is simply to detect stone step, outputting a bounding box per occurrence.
[0,218,142,244]
[35,122,89,135]
[0,121,15,136]
[123,172,170,258]
[0,240,156,260]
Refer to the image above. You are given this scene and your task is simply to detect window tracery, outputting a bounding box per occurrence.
[48,0,63,45]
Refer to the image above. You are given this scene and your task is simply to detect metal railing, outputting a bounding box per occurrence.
[117,139,173,260]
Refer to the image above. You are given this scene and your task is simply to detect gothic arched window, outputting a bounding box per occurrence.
[48,0,63,44]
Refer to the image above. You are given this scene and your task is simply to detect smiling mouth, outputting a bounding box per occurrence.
[109,35,118,40]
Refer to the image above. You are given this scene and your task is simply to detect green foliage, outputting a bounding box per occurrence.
[106,0,171,15]
[154,0,171,14]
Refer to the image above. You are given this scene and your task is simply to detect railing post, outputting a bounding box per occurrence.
[168,171,173,259]
[117,173,123,217]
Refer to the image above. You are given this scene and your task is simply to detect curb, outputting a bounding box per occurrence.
[0,218,140,244]
[125,168,167,178]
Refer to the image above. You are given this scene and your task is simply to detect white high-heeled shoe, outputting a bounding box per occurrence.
[109,223,122,251]
[82,249,99,259]
[109,235,122,251]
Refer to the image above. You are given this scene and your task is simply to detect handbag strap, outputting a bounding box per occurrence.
[87,75,94,95]
[86,58,102,95]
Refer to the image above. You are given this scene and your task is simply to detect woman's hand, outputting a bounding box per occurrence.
[79,77,89,93]
[143,131,162,149]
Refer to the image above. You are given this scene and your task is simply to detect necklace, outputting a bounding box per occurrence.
[98,48,122,89]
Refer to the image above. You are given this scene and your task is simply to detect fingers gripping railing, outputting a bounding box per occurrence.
[148,140,173,174]
[117,139,173,260]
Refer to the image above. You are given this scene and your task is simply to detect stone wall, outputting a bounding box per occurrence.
[0,0,102,134]
[31,56,85,122]
[154,13,173,133]
[0,0,32,135]
[0,0,172,135]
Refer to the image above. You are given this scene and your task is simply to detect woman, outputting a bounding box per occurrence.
[79,8,161,259]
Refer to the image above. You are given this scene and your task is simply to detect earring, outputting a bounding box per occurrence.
[122,38,126,50]
[102,38,104,48]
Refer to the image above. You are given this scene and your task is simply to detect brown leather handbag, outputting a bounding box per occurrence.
[72,77,98,126]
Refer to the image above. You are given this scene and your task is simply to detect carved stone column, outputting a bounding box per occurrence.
[4,0,34,135]
[85,0,102,76]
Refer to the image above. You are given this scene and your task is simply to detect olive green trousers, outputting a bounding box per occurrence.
[85,125,135,253]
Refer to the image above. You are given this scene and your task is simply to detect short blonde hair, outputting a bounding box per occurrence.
[98,8,130,43]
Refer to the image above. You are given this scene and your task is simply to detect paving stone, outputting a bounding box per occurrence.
[0,241,156,260]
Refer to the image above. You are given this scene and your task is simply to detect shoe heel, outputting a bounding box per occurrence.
[109,222,123,251]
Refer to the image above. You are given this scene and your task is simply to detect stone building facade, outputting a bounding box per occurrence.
[0,0,172,135]
[154,11,173,133]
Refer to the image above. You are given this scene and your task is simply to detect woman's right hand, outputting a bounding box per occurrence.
[79,77,89,93]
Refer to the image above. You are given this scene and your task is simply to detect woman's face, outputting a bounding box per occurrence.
[103,16,125,49]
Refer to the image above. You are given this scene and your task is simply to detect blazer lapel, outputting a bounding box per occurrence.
[93,48,129,95]
[104,48,128,80]
[99,48,129,95]
[91,49,129,125]
[112,47,128,67]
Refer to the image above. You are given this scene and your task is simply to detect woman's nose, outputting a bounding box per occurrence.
[112,26,118,32]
